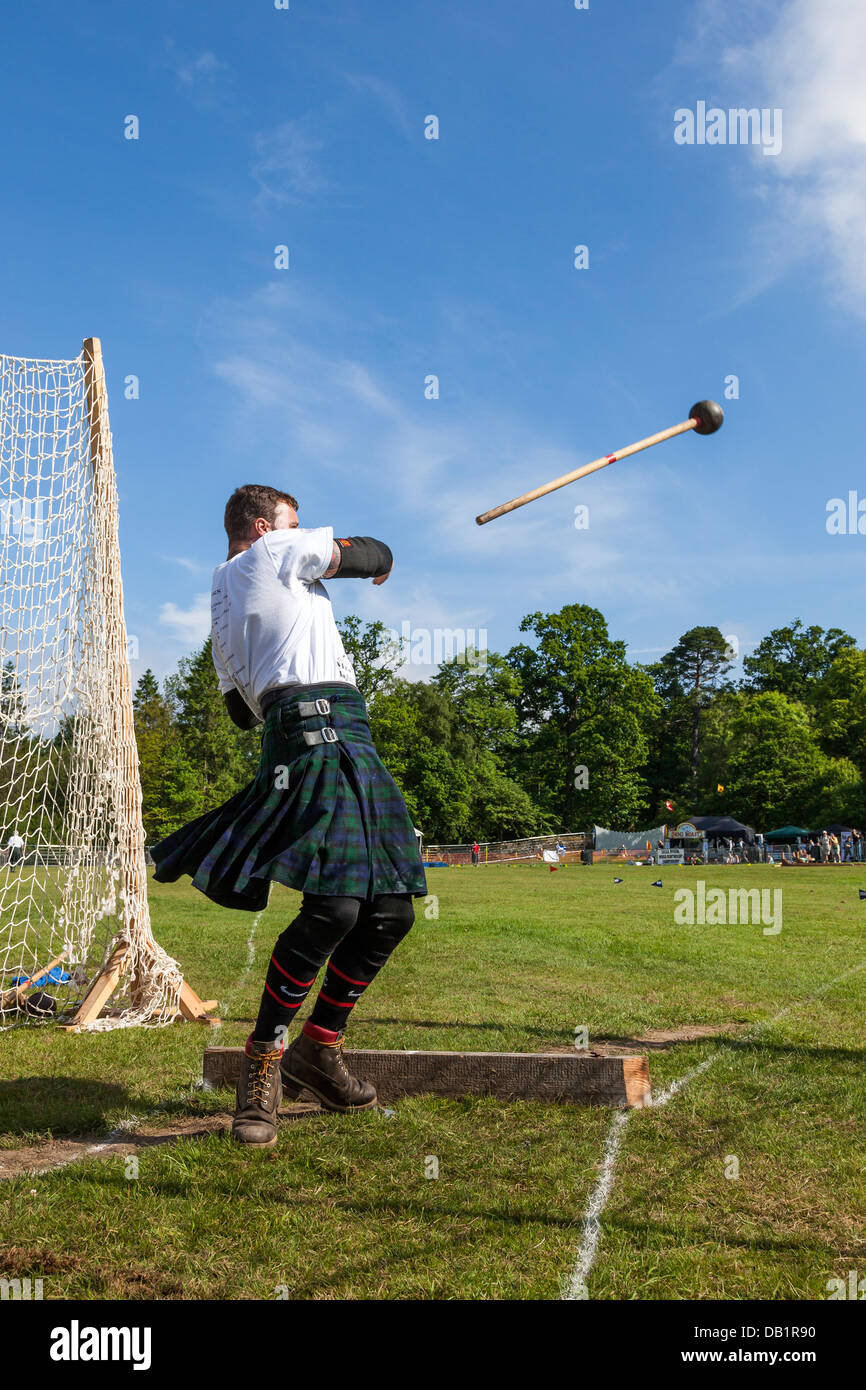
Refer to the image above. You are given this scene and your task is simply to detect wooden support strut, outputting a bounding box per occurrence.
[203,1047,652,1108]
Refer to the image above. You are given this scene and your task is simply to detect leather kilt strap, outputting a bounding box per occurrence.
[260,685,340,745]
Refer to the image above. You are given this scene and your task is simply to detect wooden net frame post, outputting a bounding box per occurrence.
[64,338,217,1029]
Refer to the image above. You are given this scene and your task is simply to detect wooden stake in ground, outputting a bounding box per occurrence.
[475,399,724,525]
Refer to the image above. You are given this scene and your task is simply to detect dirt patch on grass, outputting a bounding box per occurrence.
[548,1023,748,1056]
[0,1104,322,1180]
[0,1244,188,1298]
[1,1245,86,1276]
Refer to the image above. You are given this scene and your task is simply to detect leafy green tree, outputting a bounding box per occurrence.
[165,639,261,814]
[0,664,63,844]
[0,660,28,740]
[722,691,836,827]
[812,648,866,776]
[803,759,864,829]
[433,654,551,838]
[0,662,30,835]
[369,681,473,840]
[336,616,402,702]
[688,687,744,813]
[369,671,549,841]
[646,627,733,803]
[466,763,551,841]
[742,620,856,702]
[505,605,658,828]
[433,653,524,760]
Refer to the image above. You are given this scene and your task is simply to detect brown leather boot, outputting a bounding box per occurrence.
[232,1037,283,1146]
[281,1028,377,1112]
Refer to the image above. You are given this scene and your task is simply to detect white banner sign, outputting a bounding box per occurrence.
[656,849,685,865]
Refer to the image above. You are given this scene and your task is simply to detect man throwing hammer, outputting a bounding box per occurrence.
[152,484,427,1146]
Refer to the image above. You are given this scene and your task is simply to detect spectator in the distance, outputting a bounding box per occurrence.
[5,830,24,868]
[471,840,480,866]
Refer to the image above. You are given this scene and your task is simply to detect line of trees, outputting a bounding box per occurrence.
[0,661,97,842]
[129,610,866,845]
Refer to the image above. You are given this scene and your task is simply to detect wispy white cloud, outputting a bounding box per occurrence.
[163,39,230,109]
[675,0,866,313]
[343,73,413,138]
[158,593,211,645]
[176,50,226,87]
[206,282,710,647]
[251,121,329,206]
[161,555,211,575]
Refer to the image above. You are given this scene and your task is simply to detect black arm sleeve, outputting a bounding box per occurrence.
[224,688,262,731]
[330,536,393,579]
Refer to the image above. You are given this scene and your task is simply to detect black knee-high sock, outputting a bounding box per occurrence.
[308,894,415,1034]
[253,895,360,1045]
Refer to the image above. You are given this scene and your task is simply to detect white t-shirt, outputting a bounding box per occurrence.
[7,834,24,849]
[210,527,357,720]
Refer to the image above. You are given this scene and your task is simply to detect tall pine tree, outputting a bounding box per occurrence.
[164,640,262,815]
[133,669,200,841]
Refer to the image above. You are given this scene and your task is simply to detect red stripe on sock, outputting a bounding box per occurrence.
[269,955,315,988]
[264,981,303,1007]
[316,990,354,1009]
[327,962,369,988]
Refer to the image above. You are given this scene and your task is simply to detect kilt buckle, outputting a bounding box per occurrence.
[297,698,331,718]
[303,726,339,747]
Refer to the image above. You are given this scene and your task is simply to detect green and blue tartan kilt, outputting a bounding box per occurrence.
[151,682,427,911]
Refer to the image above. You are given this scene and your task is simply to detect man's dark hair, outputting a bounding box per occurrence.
[224,484,299,542]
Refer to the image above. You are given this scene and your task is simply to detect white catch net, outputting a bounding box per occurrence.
[0,345,183,1030]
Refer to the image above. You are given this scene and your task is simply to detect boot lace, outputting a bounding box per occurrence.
[246,1050,279,1106]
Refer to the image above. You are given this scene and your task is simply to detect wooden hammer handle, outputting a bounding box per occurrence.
[476,417,697,525]
[0,951,68,1008]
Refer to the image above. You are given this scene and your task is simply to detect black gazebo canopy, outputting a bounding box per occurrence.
[688,815,756,844]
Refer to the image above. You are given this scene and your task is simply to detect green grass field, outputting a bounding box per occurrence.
[1,863,864,1300]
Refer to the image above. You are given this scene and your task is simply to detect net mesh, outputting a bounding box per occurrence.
[0,347,183,1030]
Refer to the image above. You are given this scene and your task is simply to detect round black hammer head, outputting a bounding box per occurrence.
[689,399,724,435]
[23,990,57,1017]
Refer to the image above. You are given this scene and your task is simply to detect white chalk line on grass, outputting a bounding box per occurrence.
[562,957,866,1301]
[14,1118,148,1178]
[4,913,269,1179]
[209,909,263,1038]
[1,1106,189,1180]
[562,1110,629,1299]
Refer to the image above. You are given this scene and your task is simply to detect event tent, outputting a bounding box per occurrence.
[688,815,756,844]
[593,825,666,852]
[763,825,811,841]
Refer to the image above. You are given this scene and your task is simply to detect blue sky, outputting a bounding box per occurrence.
[2,0,864,685]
